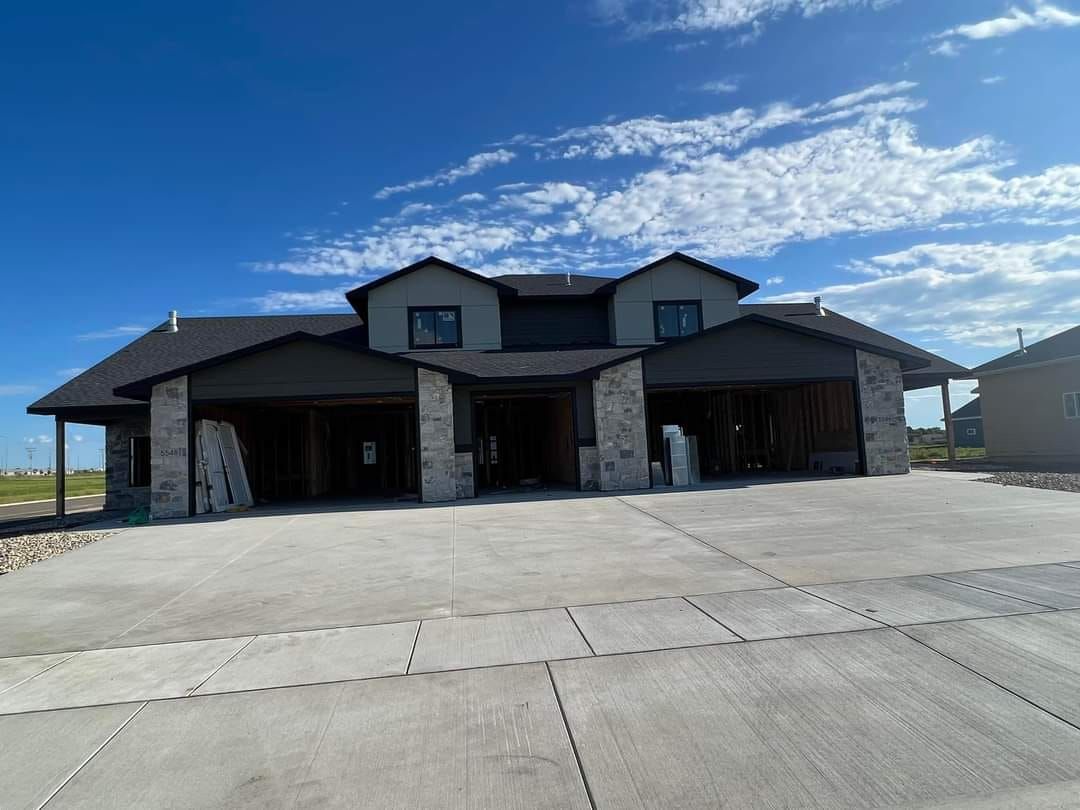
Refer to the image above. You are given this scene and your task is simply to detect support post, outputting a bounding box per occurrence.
[55,417,66,521]
[941,381,956,462]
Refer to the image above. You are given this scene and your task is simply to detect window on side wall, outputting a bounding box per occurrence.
[654,301,702,341]
[409,307,461,349]
[129,436,151,487]
[1065,392,1080,420]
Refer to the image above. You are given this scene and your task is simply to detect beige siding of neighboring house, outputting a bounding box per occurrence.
[367,262,502,353]
[611,258,739,345]
[978,357,1080,462]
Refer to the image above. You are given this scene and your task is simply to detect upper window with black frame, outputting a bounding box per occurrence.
[654,301,702,341]
[409,307,461,349]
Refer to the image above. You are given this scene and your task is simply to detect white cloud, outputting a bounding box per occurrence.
[252,285,355,313]
[929,40,963,57]
[936,2,1080,41]
[668,38,709,50]
[56,367,86,377]
[397,202,435,218]
[981,75,1005,85]
[499,182,597,216]
[768,235,1080,349]
[374,150,516,199]
[457,192,487,203]
[76,325,147,341]
[596,0,892,37]
[0,384,37,396]
[583,116,1080,257]
[699,78,740,93]
[765,275,784,285]
[539,80,919,161]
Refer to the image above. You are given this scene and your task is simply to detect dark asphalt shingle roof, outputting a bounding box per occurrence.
[740,303,969,385]
[971,325,1080,375]
[28,315,364,414]
[492,274,612,297]
[950,398,981,420]
[402,346,643,378]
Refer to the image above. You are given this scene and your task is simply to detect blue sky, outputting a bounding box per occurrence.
[3,0,1080,467]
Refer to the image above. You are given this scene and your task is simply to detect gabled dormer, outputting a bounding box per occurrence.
[596,252,759,346]
[345,257,516,353]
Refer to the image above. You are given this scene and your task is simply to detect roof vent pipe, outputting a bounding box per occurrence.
[1016,327,1026,354]
[566,271,571,287]
[167,310,178,333]
[814,296,825,316]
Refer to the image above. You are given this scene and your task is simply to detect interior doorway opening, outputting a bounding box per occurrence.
[473,392,578,492]
[646,381,861,478]
[194,397,417,504]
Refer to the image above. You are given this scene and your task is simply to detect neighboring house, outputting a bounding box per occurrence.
[28,252,967,519]
[971,325,1080,464]
[947,398,983,448]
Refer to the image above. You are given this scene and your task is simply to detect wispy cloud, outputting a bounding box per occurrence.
[76,325,147,341]
[699,77,740,93]
[595,0,894,38]
[0,384,37,396]
[768,235,1080,348]
[57,367,86,377]
[252,285,356,313]
[981,75,1005,85]
[374,150,516,199]
[765,275,784,285]
[929,40,962,57]
[936,2,1080,41]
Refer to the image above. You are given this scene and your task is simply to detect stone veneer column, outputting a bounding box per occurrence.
[105,414,151,511]
[150,375,190,518]
[592,359,651,491]
[857,350,910,476]
[454,451,475,499]
[417,369,456,502]
[578,446,600,491]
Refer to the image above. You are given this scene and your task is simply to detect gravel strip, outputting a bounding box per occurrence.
[0,531,113,573]
[977,471,1080,494]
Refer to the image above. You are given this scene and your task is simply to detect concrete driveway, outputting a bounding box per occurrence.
[4,471,1080,808]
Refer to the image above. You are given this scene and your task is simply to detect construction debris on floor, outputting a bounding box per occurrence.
[978,471,1080,494]
[0,530,113,573]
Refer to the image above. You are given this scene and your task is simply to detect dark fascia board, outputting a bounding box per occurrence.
[25,402,148,422]
[626,313,933,372]
[112,331,479,401]
[595,252,760,300]
[344,256,519,308]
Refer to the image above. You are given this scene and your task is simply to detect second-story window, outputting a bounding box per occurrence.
[654,301,702,341]
[409,307,461,348]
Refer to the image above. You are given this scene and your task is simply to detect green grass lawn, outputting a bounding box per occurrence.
[909,445,986,462]
[0,472,106,505]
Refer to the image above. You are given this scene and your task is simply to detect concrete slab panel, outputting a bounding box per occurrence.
[49,665,590,809]
[550,630,1080,809]
[905,611,1080,727]
[688,587,883,640]
[568,598,739,655]
[0,703,140,810]
[622,474,1080,585]
[195,621,418,694]
[449,497,780,615]
[409,608,591,673]
[937,564,1080,609]
[0,636,251,714]
[0,651,74,694]
[804,576,1046,626]
[0,506,455,657]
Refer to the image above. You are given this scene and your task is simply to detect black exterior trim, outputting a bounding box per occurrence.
[595,251,760,300]
[191,391,417,406]
[407,306,462,350]
[25,403,148,422]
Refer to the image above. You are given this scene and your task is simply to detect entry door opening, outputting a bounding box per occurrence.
[473,393,577,492]
[647,382,860,478]
[195,398,417,503]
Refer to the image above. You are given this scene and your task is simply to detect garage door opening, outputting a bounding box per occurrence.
[473,392,577,493]
[647,381,861,479]
[194,397,417,504]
